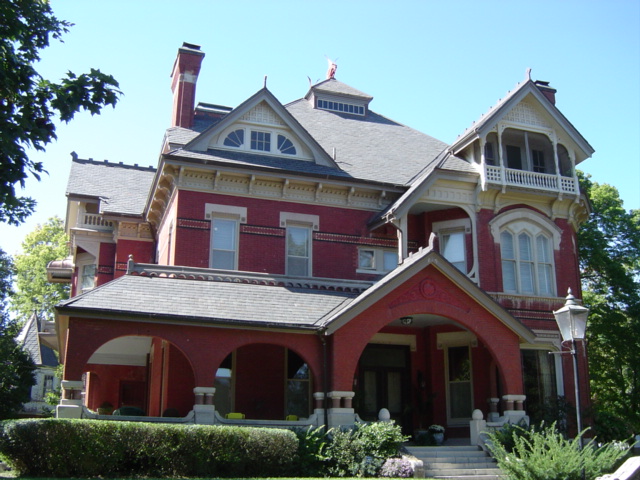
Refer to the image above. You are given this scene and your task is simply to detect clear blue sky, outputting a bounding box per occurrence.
[1,0,638,256]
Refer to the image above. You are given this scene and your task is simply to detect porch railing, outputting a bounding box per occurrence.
[485,165,578,195]
[77,213,114,231]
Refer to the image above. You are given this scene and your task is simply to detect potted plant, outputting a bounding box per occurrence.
[428,424,445,445]
[97,401,114,415]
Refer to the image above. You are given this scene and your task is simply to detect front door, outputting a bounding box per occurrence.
[358,344,410,432]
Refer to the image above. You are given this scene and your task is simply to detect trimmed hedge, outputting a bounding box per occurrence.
[0,419,299,477]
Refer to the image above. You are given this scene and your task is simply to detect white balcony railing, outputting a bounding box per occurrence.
[485,165,578,195]
[78,213,114,231]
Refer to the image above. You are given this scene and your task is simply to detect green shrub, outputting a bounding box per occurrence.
[294,426,330,476]
[0,418,298,477]
[488,422,630,480]
[324,421,408,477]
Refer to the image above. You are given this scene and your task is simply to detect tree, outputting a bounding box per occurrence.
[0,0,121,225]
[577,172,640,439]
[11,216,70,323]
[0,248,35,419]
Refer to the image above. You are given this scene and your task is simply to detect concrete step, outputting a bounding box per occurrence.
[405,445,503,479]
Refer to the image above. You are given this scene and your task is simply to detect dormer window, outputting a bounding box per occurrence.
[317,99,365,116]
[222,127,298,156]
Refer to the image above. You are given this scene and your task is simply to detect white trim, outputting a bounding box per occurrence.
[279,212,319,230]
[489,208,562,250]
[205,204,247,223]
[370,333,417,352]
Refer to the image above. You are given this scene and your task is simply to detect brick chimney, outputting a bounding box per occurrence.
[534,80,556,105]
[170,42,205,128]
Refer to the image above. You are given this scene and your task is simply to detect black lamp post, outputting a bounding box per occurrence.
[553,288,589,440]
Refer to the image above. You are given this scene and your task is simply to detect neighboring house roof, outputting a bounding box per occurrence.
[18,314,58,367]
[66,156,157,217]
[56,268,366,331]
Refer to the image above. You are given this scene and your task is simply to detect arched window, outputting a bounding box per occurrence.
[223,129,245,148]
[277,134,296,155]
[500,229,555,296]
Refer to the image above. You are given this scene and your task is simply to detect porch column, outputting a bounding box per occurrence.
[502,394,527,423]
[193,386,216,424]
[327,391,357,428]
[56,380,85,419]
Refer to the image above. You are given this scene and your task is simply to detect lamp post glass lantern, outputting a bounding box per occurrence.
[553,288,589,442]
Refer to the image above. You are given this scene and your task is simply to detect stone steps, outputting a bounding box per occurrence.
[405,445,503,480]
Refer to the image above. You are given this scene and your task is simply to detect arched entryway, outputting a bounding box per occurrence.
[213,343,315,421]
[81,335,195,417]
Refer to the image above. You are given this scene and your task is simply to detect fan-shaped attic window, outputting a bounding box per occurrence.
[223,129,244,148]
[277,135,296,155]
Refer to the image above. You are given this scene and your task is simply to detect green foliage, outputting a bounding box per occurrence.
[577,173,640,435]
[0,0,121,225]
[488,422,629,480]
[324,422,408,477]
[0,248,35,419]
[11,217,69,323]
[294,426,330,476]
[0,419,299,477]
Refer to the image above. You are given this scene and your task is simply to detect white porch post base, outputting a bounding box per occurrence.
[193,387,216,424]
[193,404,216,424]
[328,408,357,428]
[56,404,84,419]
[470,409,487,445]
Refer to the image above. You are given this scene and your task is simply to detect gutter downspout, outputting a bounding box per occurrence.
[318,329,329,433]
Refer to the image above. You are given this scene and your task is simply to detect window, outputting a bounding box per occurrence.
[211,217,238,270]
[502,129,556,174]
[484,142,496,165]
[506,145,523,170]
[81,264,96,291]
[286,350,310,418]
[250,130,271,151]
[223,127,299,157]
[205,204,247,270]
[223,129,244,148]
[522,349,558,425]
[277,135,296,155]
[532,149,545,173]
[501,230,555,295]
[440,231,466,272]
[317,99,365,116]
[287,225,311,276]
[447,345,472,422]
[358,248,397,273]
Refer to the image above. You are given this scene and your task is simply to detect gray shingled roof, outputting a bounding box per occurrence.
[286,96,448,186]
[310,78,373,100]
[57,274,358,330]
[66,158,156,216]
[18,315,58,367]
[168,147,355,180]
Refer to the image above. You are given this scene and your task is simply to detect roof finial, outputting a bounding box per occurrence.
[526,68,532,81]
[264,75,267,88]
[325,56,337,79]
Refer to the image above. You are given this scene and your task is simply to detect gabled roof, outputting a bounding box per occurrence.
[184,87,338,169]
[451,78,594,162]
[66,156,156,217]
[320,246,536,343]
[18,314,58,367]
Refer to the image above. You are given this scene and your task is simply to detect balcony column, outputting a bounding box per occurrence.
[497,124,507,192]
[552,135,563,192]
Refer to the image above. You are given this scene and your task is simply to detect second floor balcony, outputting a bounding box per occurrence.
[484,164,579,195]
[76,213,114,232]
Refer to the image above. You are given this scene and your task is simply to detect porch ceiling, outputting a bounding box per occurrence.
[88,336,152,366]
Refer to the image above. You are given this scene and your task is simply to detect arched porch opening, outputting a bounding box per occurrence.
[81,335,195,417]
[212,342,316,421]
